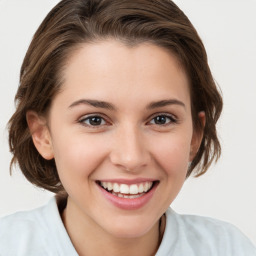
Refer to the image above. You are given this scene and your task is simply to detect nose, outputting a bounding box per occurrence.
[109,124,151,172]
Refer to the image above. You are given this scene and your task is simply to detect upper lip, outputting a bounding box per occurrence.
[96,178,158,185]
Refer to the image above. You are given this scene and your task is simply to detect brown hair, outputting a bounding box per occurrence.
[9,0,223,193]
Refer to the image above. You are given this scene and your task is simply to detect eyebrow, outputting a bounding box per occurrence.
[68,99,115,110]
[146,99,185,109]
[68,98,185,110]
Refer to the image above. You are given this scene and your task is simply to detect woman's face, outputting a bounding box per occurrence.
[41,40,202,238]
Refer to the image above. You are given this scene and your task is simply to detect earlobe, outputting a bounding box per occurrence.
[189,111,205,161]
[26,111,54,160]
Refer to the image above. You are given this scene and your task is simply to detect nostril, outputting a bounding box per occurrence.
[109,148,150,172]
[109,128,150,170]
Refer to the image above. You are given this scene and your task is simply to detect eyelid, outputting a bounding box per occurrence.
[77,112,178,128]
[78,113,111,127]
[147,112,178,125]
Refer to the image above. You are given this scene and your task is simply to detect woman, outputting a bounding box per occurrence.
[0,0,255,255]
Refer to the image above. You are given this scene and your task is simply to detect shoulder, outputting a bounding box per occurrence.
[157,208,256,256]
[0,198,56,255]
[0,197,76,256]
[0,200,52,231]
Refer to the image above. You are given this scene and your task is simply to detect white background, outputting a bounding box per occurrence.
[0,0,255,245]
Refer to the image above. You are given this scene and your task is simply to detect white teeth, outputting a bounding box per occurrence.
[129,184,138,194]
[120,184,129,194]
[138,183,144,193]
[100,181,153,195]
[144,182,149,192]
[102,182,108,189]
[107,182,113,191]
[113,183,120,193]
[119,193,143,199]
[129,194,142,199]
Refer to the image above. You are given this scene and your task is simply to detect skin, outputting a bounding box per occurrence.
[27,40,204,256]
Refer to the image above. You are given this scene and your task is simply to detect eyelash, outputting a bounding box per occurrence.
[148,113,177,126]
[78,113,177,128]
[78,114,108,128]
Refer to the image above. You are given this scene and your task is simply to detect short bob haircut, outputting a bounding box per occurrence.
[9,0,223,193]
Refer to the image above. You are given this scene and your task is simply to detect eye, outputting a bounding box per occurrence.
[79,115,107,127]
[149,114,176,125]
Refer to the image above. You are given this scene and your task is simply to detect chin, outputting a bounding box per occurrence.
[103,215,158,239]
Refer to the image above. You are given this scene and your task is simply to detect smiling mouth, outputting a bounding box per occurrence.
[96,181,158,199]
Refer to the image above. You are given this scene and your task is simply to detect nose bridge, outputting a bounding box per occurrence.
[110,122,149,171]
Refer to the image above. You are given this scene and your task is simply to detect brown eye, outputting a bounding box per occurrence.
[80,116,106,126]
[149,115,176,125]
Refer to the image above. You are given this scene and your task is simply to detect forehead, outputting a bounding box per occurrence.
[56,40,190,109]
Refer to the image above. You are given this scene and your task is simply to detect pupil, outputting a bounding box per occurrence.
[89,117,101,125]
[155,116,166,124]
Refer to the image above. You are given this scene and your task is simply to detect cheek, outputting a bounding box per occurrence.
[52,133,108,180]
[152,134,191,176]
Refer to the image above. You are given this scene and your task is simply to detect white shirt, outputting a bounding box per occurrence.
[0,197,255,255]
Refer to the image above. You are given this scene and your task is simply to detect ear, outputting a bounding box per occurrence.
[26,111,54,160]
[189,111,205,161]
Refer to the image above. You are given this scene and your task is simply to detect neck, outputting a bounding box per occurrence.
[61,197,164,256]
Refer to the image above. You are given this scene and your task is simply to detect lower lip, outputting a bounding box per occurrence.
[97,182,158,210]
